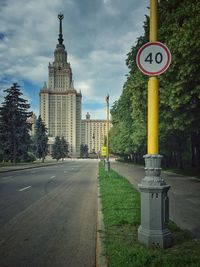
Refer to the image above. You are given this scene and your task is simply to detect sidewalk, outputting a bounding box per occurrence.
[111,161,200,239]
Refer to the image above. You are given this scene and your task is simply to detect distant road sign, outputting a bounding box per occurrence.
[136,42,171,76]
[101,146,107,157]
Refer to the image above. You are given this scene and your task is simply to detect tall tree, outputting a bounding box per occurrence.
[60,136,68,160]
[110,0,200,168]
[52,136,62,161]
[80,144,88,158]
[33,115,48,162]
[0,83,32,163]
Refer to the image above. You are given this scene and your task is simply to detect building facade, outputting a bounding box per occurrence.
[81,112,111,154]
[39,13,111,157]
[39,13,82,156]
[27,113,37,137]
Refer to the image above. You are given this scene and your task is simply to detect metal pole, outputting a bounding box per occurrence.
[148,0,158,154]
[138,0,171,248]
[106,94,109,161]
[105,94,110,171]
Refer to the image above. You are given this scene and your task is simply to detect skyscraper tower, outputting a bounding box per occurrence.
[40,13,82,156]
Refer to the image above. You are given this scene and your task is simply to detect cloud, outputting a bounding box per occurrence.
[82,107,107,120]
[0,0,148,116]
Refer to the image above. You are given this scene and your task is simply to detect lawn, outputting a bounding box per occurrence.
[99,162,200,267]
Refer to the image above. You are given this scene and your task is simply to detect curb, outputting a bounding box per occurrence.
[96,180,108,267]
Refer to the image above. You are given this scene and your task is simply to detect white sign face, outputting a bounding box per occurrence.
[136,42,171,76]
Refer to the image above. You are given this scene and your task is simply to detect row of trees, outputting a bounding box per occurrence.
[109,0,200,168]
[0,83,70,163]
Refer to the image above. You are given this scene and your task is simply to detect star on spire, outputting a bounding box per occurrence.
[58,12,64,45]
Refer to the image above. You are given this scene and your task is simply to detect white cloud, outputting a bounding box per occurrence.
[0,0,148,115]
[82,107,107,120]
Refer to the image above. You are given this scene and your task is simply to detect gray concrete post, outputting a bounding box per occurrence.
[105,159,110,171]
[138,154,172,248]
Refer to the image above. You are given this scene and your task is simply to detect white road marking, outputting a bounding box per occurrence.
[50,176,56,179]
[18,186,32,192]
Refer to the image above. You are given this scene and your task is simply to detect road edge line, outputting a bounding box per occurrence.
[96,178,108,267]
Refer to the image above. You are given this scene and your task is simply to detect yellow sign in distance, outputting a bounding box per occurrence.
[101,146,107,157]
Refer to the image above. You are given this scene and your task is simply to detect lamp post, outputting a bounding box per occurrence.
[92,132,95,154]
[137,0,172,248]
[105,94,110,171]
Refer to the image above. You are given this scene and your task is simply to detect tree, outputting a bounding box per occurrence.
[52,136,62,161]
[60,136,69,160]
[80,144,88,158]
[33,115,48,162]
[0,83,32,163]
[110,0,200,169]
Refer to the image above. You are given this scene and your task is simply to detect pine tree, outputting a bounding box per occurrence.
[80,144,88,158]
[33,115,48,162]
[60,136,68,160]
[0,83,32,163]
[52,136,62,161]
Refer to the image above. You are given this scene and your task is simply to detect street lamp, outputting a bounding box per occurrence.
[137,0,172,248]
[92,132,95,153]
[105,94,110,171]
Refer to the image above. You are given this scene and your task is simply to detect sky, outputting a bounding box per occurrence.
[0,0,148,119]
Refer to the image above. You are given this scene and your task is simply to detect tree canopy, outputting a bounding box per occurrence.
[80,144,88,158]
[110,0,200,168]
[0,83,32,162]
[52,136,68,161]
[33,115,48,162]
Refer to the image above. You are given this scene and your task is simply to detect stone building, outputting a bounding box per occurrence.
[81,112,111,154]
[39,13,111,157]
[39,13,82,156]
[27,113,37,136]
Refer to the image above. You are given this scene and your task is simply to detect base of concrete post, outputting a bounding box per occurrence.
[138,154,172,248]
[138,220,172,249]
[105,159,110,171]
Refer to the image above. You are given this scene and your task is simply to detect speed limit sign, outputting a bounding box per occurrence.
[136,42,171,76]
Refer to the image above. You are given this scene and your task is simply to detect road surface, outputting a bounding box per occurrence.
[0,159,98,267]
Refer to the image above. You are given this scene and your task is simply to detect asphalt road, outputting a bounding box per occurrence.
[0,159,98,267]
[111,161,200,239]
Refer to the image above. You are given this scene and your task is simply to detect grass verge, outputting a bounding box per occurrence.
[99,162,200,267]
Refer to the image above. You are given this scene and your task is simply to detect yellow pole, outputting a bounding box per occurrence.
[150,0,157,42]
[106,94,109,160]
[148,0,158,154]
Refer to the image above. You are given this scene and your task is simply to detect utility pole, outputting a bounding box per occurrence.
[105,94,110,171]
[137,0,172,248]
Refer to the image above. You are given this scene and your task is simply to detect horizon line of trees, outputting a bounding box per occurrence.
[109,0,200,169]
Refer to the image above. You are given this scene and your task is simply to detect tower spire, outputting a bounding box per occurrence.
[58,12,64,45]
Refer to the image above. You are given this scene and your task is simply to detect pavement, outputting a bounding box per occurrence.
[111,161,200,239]
[0,160,98,267]
[1,158,199,267]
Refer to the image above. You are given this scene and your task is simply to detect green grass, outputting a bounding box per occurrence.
[99,162,200,267]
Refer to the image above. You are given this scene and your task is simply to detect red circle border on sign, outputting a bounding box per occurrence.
[136,42,171,76]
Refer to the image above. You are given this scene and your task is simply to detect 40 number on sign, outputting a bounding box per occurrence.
[136,42,171,76]
[145,52,163,64]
